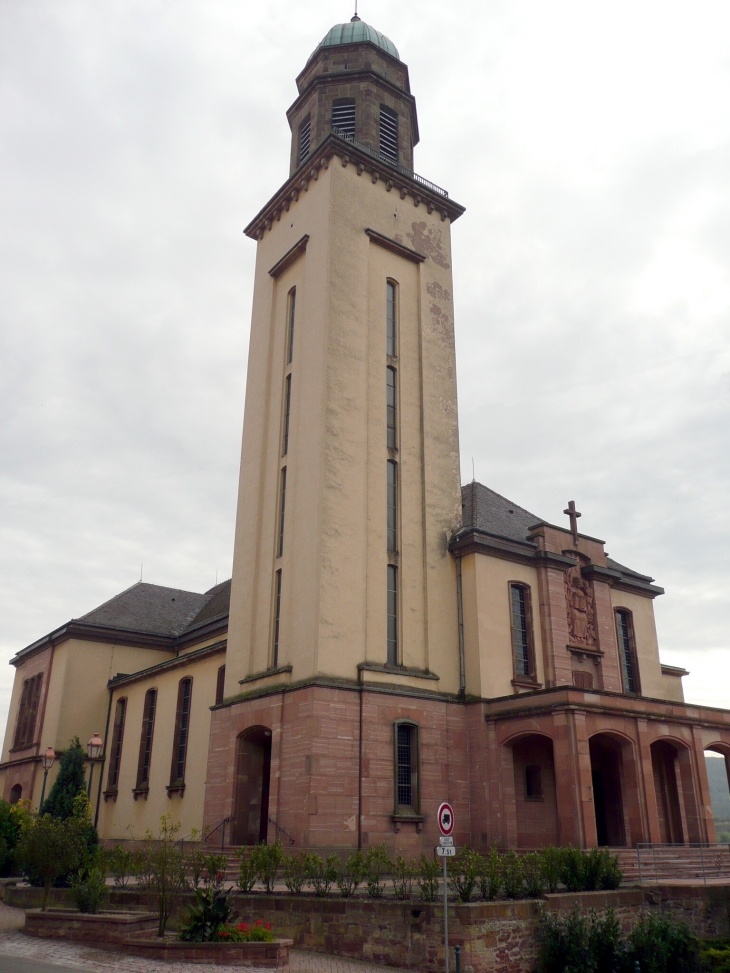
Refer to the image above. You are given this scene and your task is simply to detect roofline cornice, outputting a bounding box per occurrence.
[11,622,177,666]
[107,639,227,689]
[297,40,409,92]
[243,132,464,241]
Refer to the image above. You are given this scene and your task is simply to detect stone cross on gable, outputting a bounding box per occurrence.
[563,500,581,545]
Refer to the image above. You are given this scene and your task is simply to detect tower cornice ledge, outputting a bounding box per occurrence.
[244,132,465,241]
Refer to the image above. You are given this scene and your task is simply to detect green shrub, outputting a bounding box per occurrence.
[304,852,339,897]
[364,844,391,898]
[0,799,23,876]
[108,846,137,889]
[540,903,591,973]
[393,855,416,900]
[478,847,503,900]
[597,849,623,891]
[283,852,307,894]
[15,814,85,910]
[70,861,109,914]
[202,853,228,890]
[252,841,283,893]
[701,939,730,973]
[559,847,585,893]
[502,850,525,900]
[523,851,546,898]
[448,847,480,903]
[235,847,257,892]
[337,850,366,897]
[42,738,87,820]
[540,846,563,894]
[180,887,233,942]
[138,816,188,936]
[417,854,440,902]
[623,913,699,973]
[589,908,624,973]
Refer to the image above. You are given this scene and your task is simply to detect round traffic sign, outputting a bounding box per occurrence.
[437,801,454,836]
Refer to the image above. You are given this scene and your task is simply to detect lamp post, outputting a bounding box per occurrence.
[86,732,103,798]
[38,746,55,814]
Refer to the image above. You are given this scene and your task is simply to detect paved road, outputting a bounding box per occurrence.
[0,902,416,973]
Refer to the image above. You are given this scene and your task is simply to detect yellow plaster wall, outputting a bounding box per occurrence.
[609,590,666,699]
[226,154,462,696]
[97,651,223,840]
[461,554,544,699]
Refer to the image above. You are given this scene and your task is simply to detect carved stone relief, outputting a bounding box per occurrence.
[564,556,596,647]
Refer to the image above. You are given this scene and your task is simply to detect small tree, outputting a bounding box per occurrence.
[139,816,187,937]
[42,737,87,820]
[15,815,84,910]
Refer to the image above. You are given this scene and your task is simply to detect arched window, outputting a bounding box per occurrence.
[332,99,355,138]
[135,688,157,796]
[298,118,311,166]
[615,609,640,694]
[386,281,397,357]
[9,784,22,805]
[215,665,226,706]
[379,106,398,163]
[509,583,535,681]
[169,678,193,791]
[13,673,43,750]
[105,697,127,794]
[393,721,419,814]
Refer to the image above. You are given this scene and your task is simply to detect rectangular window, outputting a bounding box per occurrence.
[386,281,396,357]
[282,374,292,457]
[387,460,397,553]
[395,722,419,812]
[277,467,287,558]
[525,764,543,800]
[136,688,157,790]
[386,367,397,449]
[332,99,356,138]
[510,584,533,678]
[273,570,282,667]
[387,565,398,665]
[616,609,639,694]
[106,697,127,791]
[13,673,43,750]
[170,678,192,786]
[572,670,594,690]
[215,665,226,706]
[379,106,398,163]
[298,118,311,165]
[287,289,296,364]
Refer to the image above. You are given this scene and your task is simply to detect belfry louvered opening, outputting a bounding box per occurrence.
[379,106,398,163]
[332,100,356,139]
[298,117,311,166]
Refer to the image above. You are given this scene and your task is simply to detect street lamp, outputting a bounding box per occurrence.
[86,732,103,797]
[38,746,55,813]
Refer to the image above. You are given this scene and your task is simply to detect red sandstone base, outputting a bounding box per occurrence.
[24,910,158,942]
[120,933,292,967]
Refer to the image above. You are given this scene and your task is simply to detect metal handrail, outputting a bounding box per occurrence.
[268,815,296,845]
[205,816,235,851]
[330,128,449,198]
[635,842,730,885]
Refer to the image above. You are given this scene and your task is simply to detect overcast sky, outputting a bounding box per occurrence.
[1,0,729,742]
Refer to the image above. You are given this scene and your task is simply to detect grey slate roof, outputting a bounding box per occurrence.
[78,579,232,638]
[460,482,656,584]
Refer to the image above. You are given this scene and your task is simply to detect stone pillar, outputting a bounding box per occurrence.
[534,556,573,688]
[677,746,704,843]
[553,709,595,847]
[635,719,662,843]
[590,579,622,692]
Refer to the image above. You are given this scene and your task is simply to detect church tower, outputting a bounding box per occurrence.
[207,17,466,850]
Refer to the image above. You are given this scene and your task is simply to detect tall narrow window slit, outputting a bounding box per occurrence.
[616,610,638,694]
[387,460,397,553]
[298,119,311,166]
[273,571,282,667]
[170,678,192,786]
[277,467,287,558]
[282,374,292,457]
[136,689,157,790]
[386,367,397,449]
[397,724,413,806]
[287,289,296,364]
[387,565,398,665]
[386,282,396,357]
[107,697,127,791]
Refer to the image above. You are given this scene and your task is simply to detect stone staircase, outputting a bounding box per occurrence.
[612,845,730,884]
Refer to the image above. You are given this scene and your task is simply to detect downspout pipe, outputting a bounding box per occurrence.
[456,556,466,698]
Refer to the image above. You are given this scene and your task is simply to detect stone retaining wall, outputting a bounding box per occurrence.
[7,886,730,973]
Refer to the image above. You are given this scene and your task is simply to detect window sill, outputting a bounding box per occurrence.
[391,813,425,833]
[166,783,186,797]
[132,787,149,801]
[103,789,118,803]
[511,677,542,691]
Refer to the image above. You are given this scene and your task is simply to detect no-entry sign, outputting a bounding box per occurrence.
[437,801,455,836]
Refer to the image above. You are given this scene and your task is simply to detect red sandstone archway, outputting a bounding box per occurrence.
[232,726,272,846]
[650,739,686,843]
[507,734,559,847]
[589,734,627,846]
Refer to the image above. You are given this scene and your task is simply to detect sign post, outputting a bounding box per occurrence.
[437,802,455,973]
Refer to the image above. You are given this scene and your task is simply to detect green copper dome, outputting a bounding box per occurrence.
[312,17,400,61]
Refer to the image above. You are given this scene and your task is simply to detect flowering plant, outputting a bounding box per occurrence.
[217,919,274,943]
